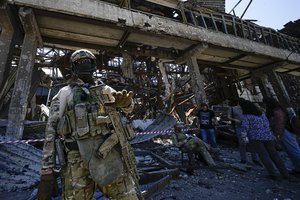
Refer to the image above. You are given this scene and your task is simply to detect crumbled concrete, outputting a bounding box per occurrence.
[0,137,42,192]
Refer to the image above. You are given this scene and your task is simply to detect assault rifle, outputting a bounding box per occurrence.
[106,106,144,200]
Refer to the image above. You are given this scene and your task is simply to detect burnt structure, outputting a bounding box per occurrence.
[1,0,300,139]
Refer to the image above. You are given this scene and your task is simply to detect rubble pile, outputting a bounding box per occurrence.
[0,139,42,192]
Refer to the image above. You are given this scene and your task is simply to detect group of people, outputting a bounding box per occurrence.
[229,98,300,180]
[174,98,300,181]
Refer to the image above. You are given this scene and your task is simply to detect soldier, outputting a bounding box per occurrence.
[38,49,141,200]
[172,123,216,169]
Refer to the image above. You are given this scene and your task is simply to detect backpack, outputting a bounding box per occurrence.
[289,115,300,135]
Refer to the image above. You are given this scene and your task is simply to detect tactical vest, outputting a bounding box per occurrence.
[57,83,124,187]
[57,84,111,139]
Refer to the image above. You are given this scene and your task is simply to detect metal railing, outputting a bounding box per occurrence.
[101,0,300,53]
[186,11,300,53]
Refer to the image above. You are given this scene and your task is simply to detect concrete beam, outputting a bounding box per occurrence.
[175,43,208,64]
[43,37,179,60]
[6,8,40,139]
[187,56,207,106]
[9,0,300,64]
[251,61,289,74]
[196,59,253,71]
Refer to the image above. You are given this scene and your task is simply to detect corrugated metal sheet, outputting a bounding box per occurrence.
[130,113,177,144]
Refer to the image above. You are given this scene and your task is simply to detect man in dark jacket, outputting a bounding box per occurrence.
[197,103,218,148]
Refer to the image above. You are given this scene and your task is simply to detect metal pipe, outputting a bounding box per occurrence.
[229,0,243,14]
[241,0,253,19]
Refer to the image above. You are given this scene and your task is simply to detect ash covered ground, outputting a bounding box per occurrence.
[148,143,300,200]
[0,134,299,200]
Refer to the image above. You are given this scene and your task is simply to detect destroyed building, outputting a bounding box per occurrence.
[0,0,300,199]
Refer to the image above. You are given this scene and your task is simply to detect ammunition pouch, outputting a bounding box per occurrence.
[57,115,72,136]
[65,110,111,138]
[76,135,123,186]
[74,103,90,138]
[97,132,119,159]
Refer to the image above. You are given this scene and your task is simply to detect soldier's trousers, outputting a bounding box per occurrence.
[183,137,216,167]
[62,150,139,200]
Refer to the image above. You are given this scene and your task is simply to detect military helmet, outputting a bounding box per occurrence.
[70,49,97,76]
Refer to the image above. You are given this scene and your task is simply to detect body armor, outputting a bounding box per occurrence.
[58,84,124,186]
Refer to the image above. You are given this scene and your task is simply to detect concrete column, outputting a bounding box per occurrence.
[121,52,134,79]
[251,74,272,99]
[0,5,16,90]
[187,56,207,106]
[267,70,292,108]
[6,8,42,139]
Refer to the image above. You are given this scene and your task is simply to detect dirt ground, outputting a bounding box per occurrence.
[0,140,299,200]
[150,145,300,200]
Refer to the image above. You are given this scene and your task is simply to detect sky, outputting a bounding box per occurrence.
[225,0,300,30]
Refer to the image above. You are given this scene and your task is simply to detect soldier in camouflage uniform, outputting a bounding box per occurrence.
[38,49,141,200]
[172,124,216,168]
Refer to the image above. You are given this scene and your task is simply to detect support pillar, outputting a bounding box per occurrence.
[6,8,42,139]
[121,52,134,79]
[267,70,292,108]
[251,73,272,99]
[0,4,17,91]
[187,56,207,106]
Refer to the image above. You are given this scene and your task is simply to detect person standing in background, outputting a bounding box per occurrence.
[228,99,260,165]
[197,103,218,149]
[264,97,300,175]
[239,100,290,180]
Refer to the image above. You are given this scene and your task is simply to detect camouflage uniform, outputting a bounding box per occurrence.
[41,81,139,200]
[172,129,216,167]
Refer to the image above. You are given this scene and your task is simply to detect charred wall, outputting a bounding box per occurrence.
[186,0,225,12]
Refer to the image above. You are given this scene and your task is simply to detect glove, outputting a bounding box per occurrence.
[37,168,59,200]
[105,90,133,108]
